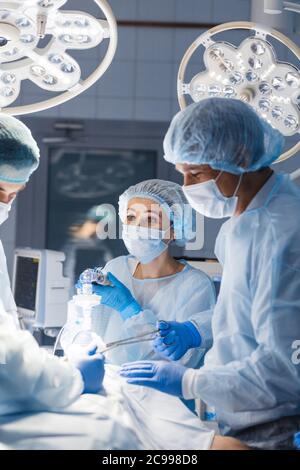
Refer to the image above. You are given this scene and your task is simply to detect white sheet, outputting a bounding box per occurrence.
[0,366,214,450]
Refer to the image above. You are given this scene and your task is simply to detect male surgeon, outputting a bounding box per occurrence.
[120,98,300,450]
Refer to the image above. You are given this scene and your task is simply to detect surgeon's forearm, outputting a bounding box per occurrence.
[0,326,85,413]
[182,368,205,400]
[182,350,297,413]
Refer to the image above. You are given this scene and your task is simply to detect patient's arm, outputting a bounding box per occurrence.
[211,435,251,450]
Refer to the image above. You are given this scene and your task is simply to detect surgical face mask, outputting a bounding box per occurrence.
[122,224,169,264]
[183,172,243,219]
[0,199,14,226]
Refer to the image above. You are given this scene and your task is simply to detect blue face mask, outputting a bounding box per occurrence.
[122,225,169,264]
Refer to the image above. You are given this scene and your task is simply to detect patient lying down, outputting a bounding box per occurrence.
[0,309,248,450]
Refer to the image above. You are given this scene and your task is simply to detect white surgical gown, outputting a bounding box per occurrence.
[89,256,215,366]
[183,173,300,434]
[0,301,84,416]
[0,240,19,328]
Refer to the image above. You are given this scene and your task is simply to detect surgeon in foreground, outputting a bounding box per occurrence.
[120,98,300,450]
[0,115,104,414]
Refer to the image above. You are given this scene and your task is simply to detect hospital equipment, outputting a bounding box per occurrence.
[187,260,222,277]
[91,272,142,320]
[70,281,101,335]
[80,267,112,286]
[0,0,117,116]
[57,276,103,355]
[12,248,70,331]
[60,274,158,357]
[99,328,159,354]
[177,21,300,162]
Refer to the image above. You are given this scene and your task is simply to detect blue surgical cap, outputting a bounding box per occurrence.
[163,98,285,174]
[119,179,195,246]
[0,114,40,184]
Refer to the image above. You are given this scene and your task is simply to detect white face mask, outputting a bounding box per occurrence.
[0,199,14,226]
[183,172,243,219]
[122,224,169,264]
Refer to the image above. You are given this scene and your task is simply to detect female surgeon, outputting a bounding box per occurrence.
[72,179,216,367]
[120,98,300,450]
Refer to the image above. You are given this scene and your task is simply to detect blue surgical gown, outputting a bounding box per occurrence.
[182,173,300,434]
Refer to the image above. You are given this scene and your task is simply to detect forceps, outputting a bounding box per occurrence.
[99,328,159,354]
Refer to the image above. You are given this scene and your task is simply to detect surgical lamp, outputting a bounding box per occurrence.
[0,0,117,115]
[178,22,300,163]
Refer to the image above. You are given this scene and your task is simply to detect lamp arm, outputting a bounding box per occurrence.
[284,1,300,14]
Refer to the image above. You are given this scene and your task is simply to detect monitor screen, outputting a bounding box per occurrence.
[14,256,40,312]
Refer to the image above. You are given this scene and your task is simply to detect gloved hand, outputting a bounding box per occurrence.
[119,361,187,397]
[294,432,300,449]
[153,320,201,361]
[77,272,142,319]
[68,344,105,394]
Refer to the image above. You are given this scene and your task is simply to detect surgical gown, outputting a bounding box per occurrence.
[74,257,215,367]
[0,241,19,328]
[0,301,84,416]
[182,173,300,438]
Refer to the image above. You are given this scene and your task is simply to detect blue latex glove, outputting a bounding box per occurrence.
[294,432,300,449]
[69,344,105,394]
[77,272,141,319]
[153,321,201,361]
[119,360,187,397]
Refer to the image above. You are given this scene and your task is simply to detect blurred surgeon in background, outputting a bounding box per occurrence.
[71,179,216,368]
[120,99,300,450]
[63,203,114,291]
